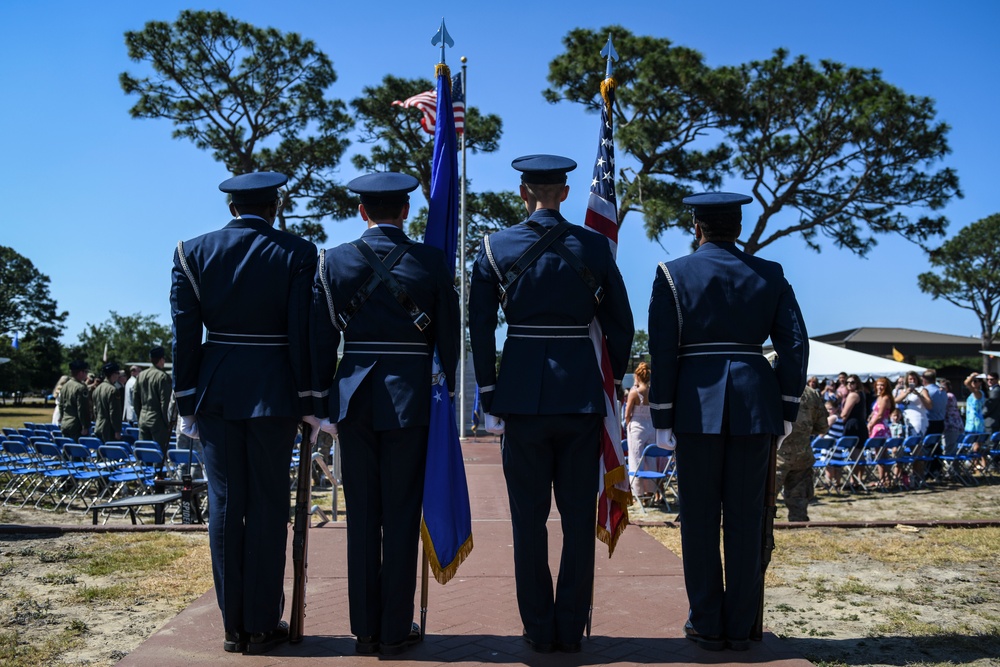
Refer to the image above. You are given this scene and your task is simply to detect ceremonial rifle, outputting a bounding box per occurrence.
[289,423,312,643]
[750,436,779,641]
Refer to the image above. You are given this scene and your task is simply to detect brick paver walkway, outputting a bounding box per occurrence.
[118,438,810,666]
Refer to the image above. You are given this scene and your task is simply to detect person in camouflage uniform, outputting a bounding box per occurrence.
[92,362,123,443]
[134,346,172,451]
[59,360,92,442]
[776,384,827,522]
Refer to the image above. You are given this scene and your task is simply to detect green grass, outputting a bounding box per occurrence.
[75,584,137,605]
[76,533,193,577]
[0,628,84,667]
[0,404,55,430]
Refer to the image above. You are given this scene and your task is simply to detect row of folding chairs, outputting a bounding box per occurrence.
[4,423,155,449]
[813,431,1000,494]
[0,433,201,514]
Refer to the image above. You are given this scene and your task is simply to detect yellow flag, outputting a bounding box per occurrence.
[892,346,904,362]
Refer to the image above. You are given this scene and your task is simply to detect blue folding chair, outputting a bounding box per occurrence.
[60,443,112,512]
[629,444,675,514]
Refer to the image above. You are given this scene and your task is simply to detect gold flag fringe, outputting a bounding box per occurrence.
[435,63,452,91]
[420,518,474,585]
[596,461,632,557]
[603,462,632,506]
[600,76,617,110]
[596,508,629,558]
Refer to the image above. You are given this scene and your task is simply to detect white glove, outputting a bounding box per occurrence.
[317,418,339,443]
[655,428,676,451]
[179,415,199,440]
[776,420,794,450]
[484,413,505,435]
[302,414,322,430]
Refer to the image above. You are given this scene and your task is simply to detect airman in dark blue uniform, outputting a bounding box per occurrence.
[469,155,634,653]
[170,171,316,655]
[648,192,807,650]
[309,172,460,656]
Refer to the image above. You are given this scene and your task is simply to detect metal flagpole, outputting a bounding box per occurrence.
[459,56,468,437]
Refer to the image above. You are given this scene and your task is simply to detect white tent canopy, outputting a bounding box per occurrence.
[770,339,927,381]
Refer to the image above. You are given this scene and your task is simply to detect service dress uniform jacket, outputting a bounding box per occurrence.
[133,365,171,448]
[92,379,123,443]
[170,214,315,637]
[468,208,633,648]
[648,240,807,642]
[58,377,91,442]
[310,224,459,645]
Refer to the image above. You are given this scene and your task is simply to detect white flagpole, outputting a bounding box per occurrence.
[459,56,468,436]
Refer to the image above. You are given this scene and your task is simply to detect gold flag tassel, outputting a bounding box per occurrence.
[600,76,617,110]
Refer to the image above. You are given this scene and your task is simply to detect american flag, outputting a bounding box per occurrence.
[584,81,631,557]
[392,74,465,136]
[584,94,619,251]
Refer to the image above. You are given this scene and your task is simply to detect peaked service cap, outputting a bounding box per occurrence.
[512,154,577,184]
[682,192,753,219]
[219,172,288,205]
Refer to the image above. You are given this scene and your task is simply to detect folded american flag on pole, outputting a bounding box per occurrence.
[393,74,465,136]
[585,70,631,557]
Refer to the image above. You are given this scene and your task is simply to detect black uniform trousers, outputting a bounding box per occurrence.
[199,412,297,635]
[675,431,770,641]
[502,413,601,646]
[339,375,427,645]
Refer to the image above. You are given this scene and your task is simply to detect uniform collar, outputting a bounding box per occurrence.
[362,225,410,242]
[525,208,568,226]
[225,216,273,232]
[697,240,739,252]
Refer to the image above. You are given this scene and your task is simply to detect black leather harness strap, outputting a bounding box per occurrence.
[340,239,431,334]
[524,220,604,306]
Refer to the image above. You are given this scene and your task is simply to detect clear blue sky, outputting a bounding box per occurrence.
[2,0,998,348]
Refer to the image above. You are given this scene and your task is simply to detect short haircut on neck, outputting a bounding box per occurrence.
[696,215,741,242]
[523,181,565,203]
[233,201,274,219]
[362,197,407,223]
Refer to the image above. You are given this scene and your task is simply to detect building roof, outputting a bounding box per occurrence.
[813,327,981,346]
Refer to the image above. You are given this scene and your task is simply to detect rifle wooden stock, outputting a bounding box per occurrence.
[289,423,312,644]
[751,437,778,641]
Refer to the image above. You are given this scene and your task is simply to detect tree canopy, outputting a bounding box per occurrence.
[120,10,355,242]
[0,247,67,397]
[918,214,1000,369]
[546,27,962,256]
[66,311,173,373]
[351,75,523,269]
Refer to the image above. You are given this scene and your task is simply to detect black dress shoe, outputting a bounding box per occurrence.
[380,622,422,656]
[246,620,290,655]
[355,635,380,655]
[555,641,582,653]
[522,632,554,654]
[683,620,724,651]
[726,638,750,651]
[223,630,247,653]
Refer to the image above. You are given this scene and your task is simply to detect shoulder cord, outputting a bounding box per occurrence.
[658,262,683,343]
[176,241,201,302]
[318,249,339,330]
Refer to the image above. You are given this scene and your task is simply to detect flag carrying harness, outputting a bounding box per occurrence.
[331,239,432,335]
[483,220,604,311]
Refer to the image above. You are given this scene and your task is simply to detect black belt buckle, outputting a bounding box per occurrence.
[593,286,605,305]
[413,312,431,332]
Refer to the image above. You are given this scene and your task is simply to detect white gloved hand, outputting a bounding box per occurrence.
[776,420,794,450]
[484,413,505,435]
[301,415,322,443]
[655,428,676,451]
[317,418,339,442]
[179,415,199,440]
